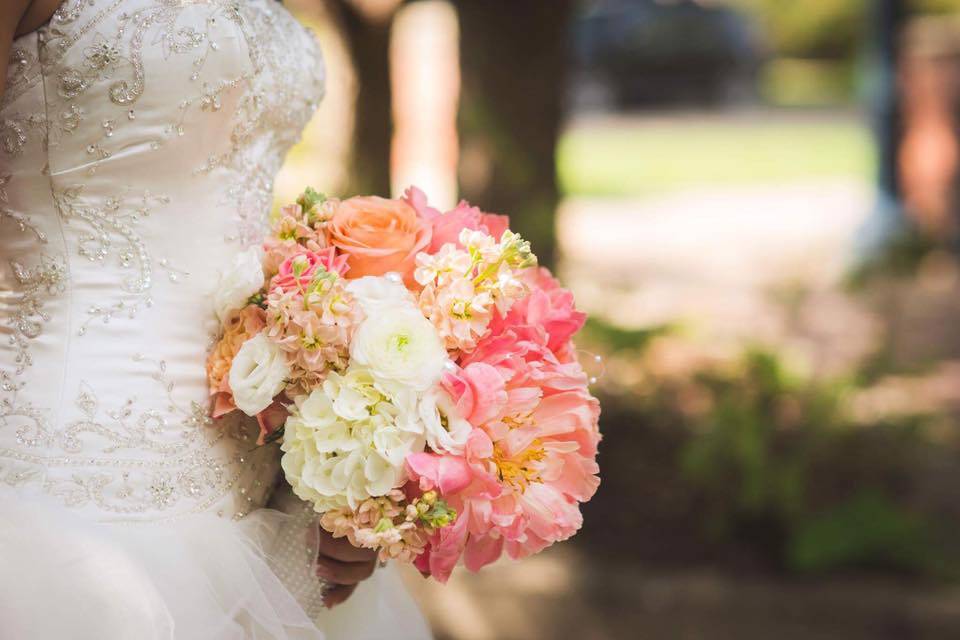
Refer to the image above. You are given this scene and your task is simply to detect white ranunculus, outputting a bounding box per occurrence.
[228,334,290,416]
[350,304,448,392]
[213,246,265,322]
[418,388,473,455]
[345,275,415,315]
[279,368,426,511]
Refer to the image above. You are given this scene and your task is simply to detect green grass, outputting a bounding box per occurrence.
[557,115,874,197]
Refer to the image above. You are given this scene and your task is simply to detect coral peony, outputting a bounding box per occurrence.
[407,300,600,580]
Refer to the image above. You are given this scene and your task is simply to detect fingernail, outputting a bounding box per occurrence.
[316,565,333,579]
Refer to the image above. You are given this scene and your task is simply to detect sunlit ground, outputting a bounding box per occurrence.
[557,109,876,376]
[558,110,873,197]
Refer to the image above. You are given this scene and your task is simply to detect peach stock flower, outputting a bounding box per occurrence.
[328,195,431,286]
[263,203,330,276]
[206,305,266,418]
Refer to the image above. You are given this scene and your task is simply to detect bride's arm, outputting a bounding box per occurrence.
[0,0,60,102]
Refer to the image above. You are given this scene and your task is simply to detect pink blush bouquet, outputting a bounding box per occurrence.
[207,186,601,581]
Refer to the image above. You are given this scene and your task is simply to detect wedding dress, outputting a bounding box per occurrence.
[0,1,431,638]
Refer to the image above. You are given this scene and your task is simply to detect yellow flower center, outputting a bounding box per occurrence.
[502,412,532,430]
[492,441,546,492]
[301,334,323,350]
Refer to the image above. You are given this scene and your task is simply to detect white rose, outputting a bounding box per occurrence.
[345,275,415,315]
[419,388,472,455]
[350,305,448,392]
[280,369,426,511]
[213,246,265,322]
[228,334,290,416]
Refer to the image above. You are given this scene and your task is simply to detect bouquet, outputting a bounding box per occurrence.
[207,186,601,582]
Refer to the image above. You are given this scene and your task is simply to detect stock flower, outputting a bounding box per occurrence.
[228,333,291,416]
[329,195,431,285]
[416,229,536,352]
[262,202,330,277]
[265,262,361,384]
[319,489,436,563]
[213,246,265,322]
[280,367,426,511]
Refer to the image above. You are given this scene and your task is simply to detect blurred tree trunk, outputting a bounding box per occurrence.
[328,1,395,196]
[454,0,574,268]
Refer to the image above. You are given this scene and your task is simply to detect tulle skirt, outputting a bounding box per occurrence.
[0,487,432,639]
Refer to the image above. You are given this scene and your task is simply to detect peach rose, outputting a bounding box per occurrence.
[206,305,266,418]
[329,195,431,286]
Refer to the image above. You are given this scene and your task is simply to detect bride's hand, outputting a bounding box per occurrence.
[315,528,378,608]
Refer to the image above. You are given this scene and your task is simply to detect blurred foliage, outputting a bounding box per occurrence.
[914,0,960,14]
[789,491,934,573]
[579,316,669,352]
[678,348,944,575]
[846,227,939,290]
[732,0,866,60]
[578,318,959,577]
[728,0,960,62]
[760,58,856,106]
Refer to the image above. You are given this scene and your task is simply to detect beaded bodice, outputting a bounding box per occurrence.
[0,0,324,522]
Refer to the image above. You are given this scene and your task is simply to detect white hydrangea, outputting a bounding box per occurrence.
[280,367,427,512]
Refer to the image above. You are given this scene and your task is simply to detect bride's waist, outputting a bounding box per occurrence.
[0,343,281,522]
[0,408,281,523]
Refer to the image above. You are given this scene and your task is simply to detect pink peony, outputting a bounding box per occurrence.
[490,267,586,362]
[406,317,600,580]
[404,187,509,254]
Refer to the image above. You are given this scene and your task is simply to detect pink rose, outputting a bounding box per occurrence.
[270,248,348,293]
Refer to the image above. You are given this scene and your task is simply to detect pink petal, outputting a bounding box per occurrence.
[463,534,504,572]
[405,453,473,497]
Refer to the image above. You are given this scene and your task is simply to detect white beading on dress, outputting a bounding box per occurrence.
[0,1,431,638]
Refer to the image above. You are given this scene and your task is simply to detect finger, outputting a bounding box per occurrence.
[315,556,376,585]
[323,583,357,609]
[317,531,378,563]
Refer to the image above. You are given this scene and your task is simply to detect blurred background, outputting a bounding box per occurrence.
[280,0,960,637]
